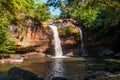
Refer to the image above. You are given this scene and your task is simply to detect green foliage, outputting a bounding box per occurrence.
[0,18,15,54]
[58,29,66,36]
[66,25,72,33]
[48,0,120,40]
[0,0,51,55]
[34,1,50,20]
[58,25,72,36]
[71,6,99,27]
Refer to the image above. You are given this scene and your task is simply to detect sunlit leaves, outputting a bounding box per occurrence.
[47,0,120,41]
[0,18,15,54]
[0,0,51,54]
[34,1,50,20]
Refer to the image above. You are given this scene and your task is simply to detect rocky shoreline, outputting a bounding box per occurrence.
[0,52,46,64]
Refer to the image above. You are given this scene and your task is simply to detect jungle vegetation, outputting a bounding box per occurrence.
[47,0,120,52]
[0,0,120,54]
[0,0,51,54]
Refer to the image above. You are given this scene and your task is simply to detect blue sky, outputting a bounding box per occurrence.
[40,0,61,16]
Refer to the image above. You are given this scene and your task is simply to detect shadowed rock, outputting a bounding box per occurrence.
[7,67,44,80]
[52,77,68,80]
[0,74,10,80]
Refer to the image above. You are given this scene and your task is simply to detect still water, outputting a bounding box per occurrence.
[0,57,120,80]
[22,57,86,80]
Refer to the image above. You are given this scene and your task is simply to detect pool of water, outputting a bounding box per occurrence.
[0,57,120,80]
[22,57,86,80]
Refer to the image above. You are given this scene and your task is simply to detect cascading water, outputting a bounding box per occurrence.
[78,27,85,54]
[49,25,63,58]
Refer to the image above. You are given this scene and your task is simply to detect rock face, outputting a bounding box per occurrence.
[7,67,44,80]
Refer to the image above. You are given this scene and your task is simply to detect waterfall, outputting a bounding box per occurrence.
[78,27,85,54]
[49,25,63,57]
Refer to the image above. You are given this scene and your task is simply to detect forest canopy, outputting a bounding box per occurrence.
[0,0,120,54]
[47,0,120,37]
[47,0,120,51]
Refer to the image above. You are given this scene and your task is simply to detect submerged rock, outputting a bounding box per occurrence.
[101,49,114,56]
[7,67,44,80]
[84,71,112,80]
[114,53,120,57]
[52,77,68,80]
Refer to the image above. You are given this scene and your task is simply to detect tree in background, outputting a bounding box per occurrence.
[0,0,51,56]
[47,0,120,37]
[47,0,120,51]
[0,1,15,56]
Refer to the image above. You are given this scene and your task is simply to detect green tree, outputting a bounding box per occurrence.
[34,1,50,21]
[47,0,120,38]
[0,0,51,55]
[0,18,15,55]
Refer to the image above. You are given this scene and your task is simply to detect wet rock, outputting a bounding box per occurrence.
[52,77,68,80]
[103,49,114,55]
[10,55,24,63]
[66,51,74,57]
[0,74,10,80]
[0,60,5,64]
[114,53,120,57]
[99,49,114,56]
[114,71,120,74]
[81,53,89,57]
[107,74,120,80]
[84,71,112,80]
[0,59,12,64]
[23,52,45,58]
[64,40,76,45]
[7,67,44,80]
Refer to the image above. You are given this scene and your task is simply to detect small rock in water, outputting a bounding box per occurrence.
[101,49,114,56]
[81,53,89,57]
[0,60,5,64]
[52,77,68,80]
[114,53,120,57]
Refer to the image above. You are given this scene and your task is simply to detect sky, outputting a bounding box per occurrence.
[40,0,61,16]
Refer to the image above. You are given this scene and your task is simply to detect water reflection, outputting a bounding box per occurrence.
[47,58,65,80]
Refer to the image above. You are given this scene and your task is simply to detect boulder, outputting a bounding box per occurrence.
[81,53,89,57]
[98,49,114,56]
[52,77,68,80]
[23,52,45,58]
[7,67,44,80]
[114,53,120,57]
[10,55,24,63]
[66,51,74,57]
[0,74,10,80]
[0,59,12,64]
